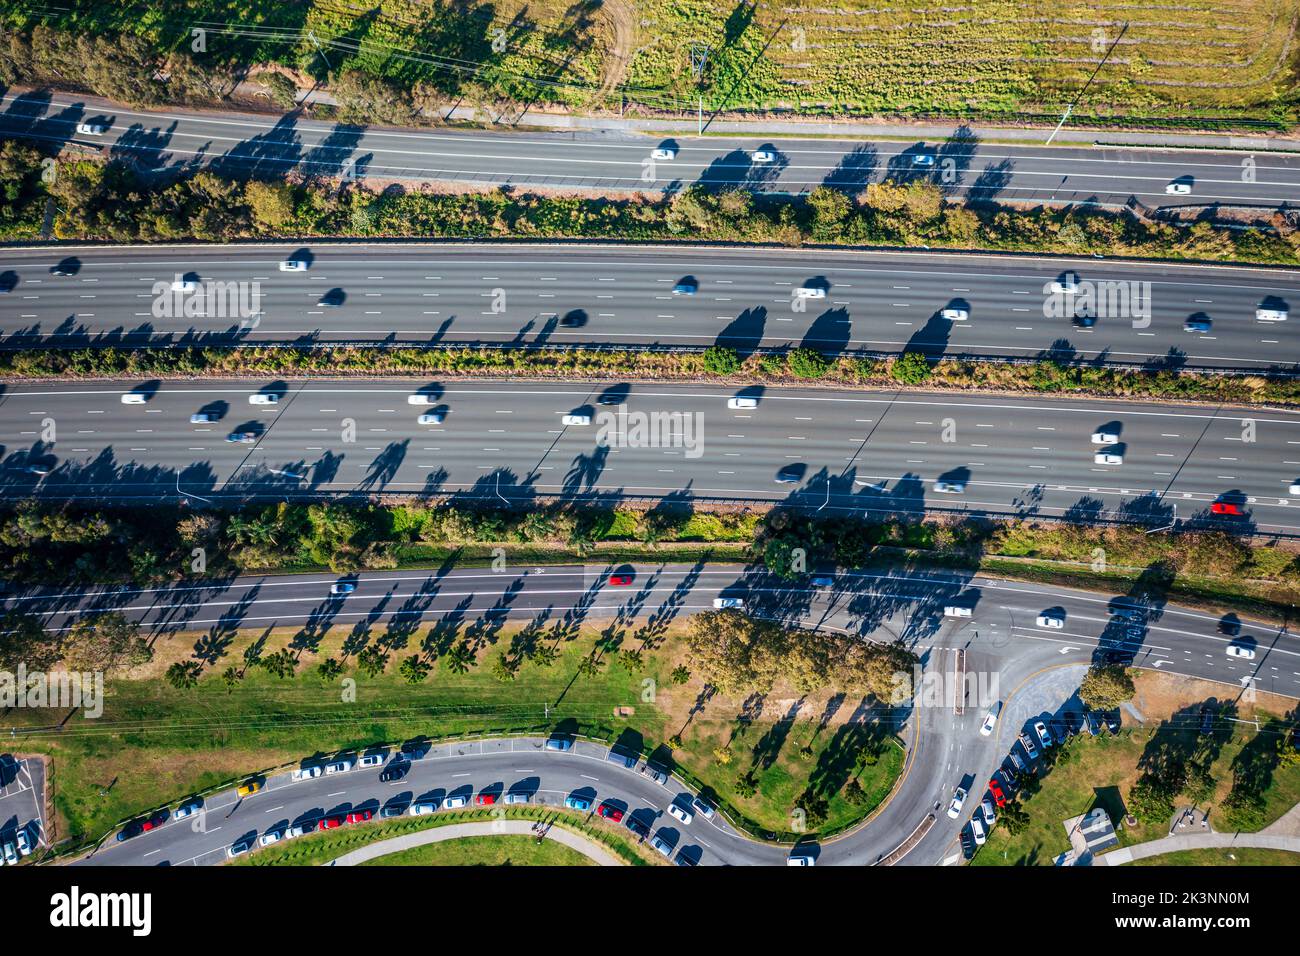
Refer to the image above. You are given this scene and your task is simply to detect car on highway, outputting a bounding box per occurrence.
[775,465,803,484]
[1036,610,1065,629]
[358,753,384,768]
[236,779,262,797]
[668,802,694,824]
[1290,481,1300,496]
[345,810,373,824]
[1094,451,1123,465]
[988,777,1007,807]
[795,284,826,299]
[317,815,344,830]
[173,798,203,820]
[672,277,698,295]
[608,573,633,586]
[597,802,624,822]
[933,480,965,494]
[121,391,149,405]
[810,575,835,588]
[76,121,110,135]
[1184,314,1212,333]
[726,396,758,409]
[227,839,252,858]
[190,411,218,423]
[564,795,592,811]
[970,815,986,845]
[1049,272,1081,294]
[650,829,675,857]
[409,801,439,816]
[713,597,745,610]
[943,605,972,618]
[407,393,437,405]
[330,581,356,596]
[417,411,446,425]
[947,786,968,819]
[258,829,283,847]
[49,262,78,276]
[248,392,279,405]
[911,152,935,167]
[226,430,257,444]
[474,793,497,807]
[171,276,198,292]
[752,148,777,163]
[562,411,591,426]
[1256,307,1288,322]
[940,307,969,321]
[1019,732,1039,760]
[1211,501,1244,517]
[1165,181,1192,195]
[1226,643,1256,660]
[651,146,677,160]
[25,461,53,476]
[325,758,355,774]
[1090,430,1120,444]
[1034,720,1053,748]
[279,259,308,272]
[979,703,1000,737]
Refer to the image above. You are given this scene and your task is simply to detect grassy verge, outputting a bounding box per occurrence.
[358,833,595,866]
[1130,847,1300,866]
[235,807,651,866]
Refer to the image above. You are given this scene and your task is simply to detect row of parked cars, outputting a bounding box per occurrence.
[0,824,35,864]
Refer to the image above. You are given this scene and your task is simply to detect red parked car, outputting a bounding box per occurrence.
[1211,501,1244,516]
[597,802,624,822]
[345,810,373,824]
[988,778,1007,808]
[474,793,497,807]
[318,815,344,830]
[608,574,633,586]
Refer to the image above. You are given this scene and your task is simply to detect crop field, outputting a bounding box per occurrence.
[4,0,1298,123]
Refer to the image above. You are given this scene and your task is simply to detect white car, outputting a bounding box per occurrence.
[1256,308,1288,322]
[171,276,197,292]
[651,146,677,161]
[727,396,758,410]
[692,797,716,819]
[1034,720,1053,748]
[249,393,279,405]
[418,411,445,425]
[1226,644,1256,660]
[504,793,530,805]
[981,797,997,826]
[940,307,969,321]
[121,392,148,405]
[934,480,966,494]
[15,830,32,857]
[358,753,384,768]
[1036,612,1065,629]
[285,823,309,839]
[408,801,439,816]
[1289,481,1300,496]
[713,597,745,610]
[1049,273,1081,294]
[794,285,826,299]
[258,830,282,847]
[562,413,591,426]
[979,703,1000,737]
[407,394,436,405]
[947,786,968,819]
[76,121,109,135]
[1165,181,1192,195]
[668,803,694,824]
[279,259,308,272]
[444,795,469,809]
[1094,451,1123,465]
[227,840,251,858]
[752,149,776,163]
[291,765,323,780]
[787,854,815,866]
[1090,431,1120,445]
[324,759,355,774]
[970,815,986,845]
[1,840,16,865]
[943,605,972,618]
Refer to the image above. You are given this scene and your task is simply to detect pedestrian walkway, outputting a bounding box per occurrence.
[1098,826,1300,865]
[325,820,624,866]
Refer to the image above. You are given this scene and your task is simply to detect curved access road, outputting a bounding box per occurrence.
[1,244,1297,372]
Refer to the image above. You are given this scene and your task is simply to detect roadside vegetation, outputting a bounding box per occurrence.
[971,671,1300,866]
[357,833,595,866]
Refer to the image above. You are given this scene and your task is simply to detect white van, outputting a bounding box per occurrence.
[943,605,972,618]
[1257,308,1288,322]
[121,392,148,405]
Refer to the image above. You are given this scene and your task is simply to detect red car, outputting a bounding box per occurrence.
[318,815,344,830]
[140,811,169,833]
[1211,501,1244,516]
[474,793,497,807]
[988,778,1007,808]
[608,574,633,586]
[345,810,373,824]
[597,802,624,822]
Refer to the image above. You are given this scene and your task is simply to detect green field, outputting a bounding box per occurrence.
[4,0,1296,124]
[358,834,595,865]
[1131,847,1300,865]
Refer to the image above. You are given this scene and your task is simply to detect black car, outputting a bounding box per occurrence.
[626,816,650,838]
[379,761,409,782]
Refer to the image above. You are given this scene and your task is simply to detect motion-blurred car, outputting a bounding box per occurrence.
[279,259,308,272]
[418,411,446,425]
[1211,501,1244,517]
[651,146,677,161]
[934,480,966,494]
[76,121,109,135]
[940,307,969,321]
[713,597,745,610]
[752,149,777,163]
[226,431,256,444]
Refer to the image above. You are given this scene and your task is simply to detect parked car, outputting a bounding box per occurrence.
[970,815,987,845]
[358,753,384,768]
[544,737,573,752]
[408,801,439,816]
[650,830,675,857]
[787,853,816,866]
[668,802,694,824]
[504,793,530,805]
[227,839,251,858]
[1019,732,1039,760]
[173,799,202,820]
[947,786,968,819]
[988,777,1007,807]
[324,758,355,774]
[1034,720,1053,748]
[345,810,373,824]
[258,829,282,847]
[598,802,624,822]
[474,793,497,807]
[236,779,262,797]
[564,795,592,811]
[317,816,344,830]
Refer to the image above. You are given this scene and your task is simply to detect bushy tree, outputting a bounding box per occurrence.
[1079,664,1135,710]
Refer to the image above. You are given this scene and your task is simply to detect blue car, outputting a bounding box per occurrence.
[564,795,592,811]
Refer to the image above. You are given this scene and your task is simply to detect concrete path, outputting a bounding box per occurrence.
[1099,827,1300,865]
[325,820,624,867]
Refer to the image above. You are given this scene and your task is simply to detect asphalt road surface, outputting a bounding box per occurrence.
[49,563,1296,867]
[4,90,1300,210]
[2,245,1297,371]
[3,379,1300,533]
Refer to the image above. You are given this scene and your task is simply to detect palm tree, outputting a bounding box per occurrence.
[165,661,202,689]
[444,642,474,675]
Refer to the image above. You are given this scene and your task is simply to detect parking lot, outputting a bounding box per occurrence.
[0,755,47,862]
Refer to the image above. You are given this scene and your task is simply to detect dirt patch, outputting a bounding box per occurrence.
[597,0,637,95]
[1130,669,1297,724]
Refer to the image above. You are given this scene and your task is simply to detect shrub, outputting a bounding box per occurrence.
[890,350,931,384]
[702,345,741,375]
[788,347,831,379]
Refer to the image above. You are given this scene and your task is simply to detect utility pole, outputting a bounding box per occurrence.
[1047,22,1128,145]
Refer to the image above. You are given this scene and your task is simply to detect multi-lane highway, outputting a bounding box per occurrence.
[1,245,1297,370]
[31,562,1294,866]
[3,379,1300,532]
[3,89,1300,207]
